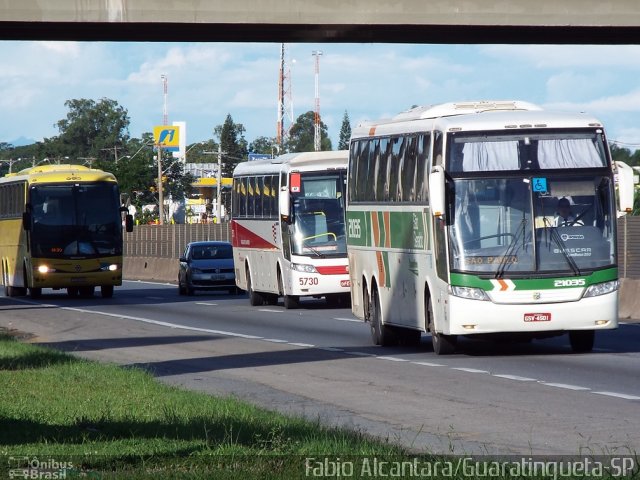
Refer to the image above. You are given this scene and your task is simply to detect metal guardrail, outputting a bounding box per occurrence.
[125,217,640,278]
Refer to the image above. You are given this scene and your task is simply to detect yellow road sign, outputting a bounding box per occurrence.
[153,125,180,148]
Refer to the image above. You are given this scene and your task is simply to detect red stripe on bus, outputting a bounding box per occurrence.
[231,220,277,249]
[316,265,348,275]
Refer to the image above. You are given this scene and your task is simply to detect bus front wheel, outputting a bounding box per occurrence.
[569,330,594,353]
[370,286,395,346]
[247,270,263,306]
[426,296,456,355]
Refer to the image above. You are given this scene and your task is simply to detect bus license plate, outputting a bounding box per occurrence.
[524,313,551,322]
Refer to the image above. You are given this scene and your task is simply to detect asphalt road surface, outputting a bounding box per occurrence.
[1,280,639,456]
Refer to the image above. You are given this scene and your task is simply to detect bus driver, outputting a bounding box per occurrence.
[554,197,584,227]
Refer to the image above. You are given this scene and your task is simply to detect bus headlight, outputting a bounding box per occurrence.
[100,264,119,272]
[291,263,317,273]
[450,286,489,301]
[37,265,55,274]
[583,280,619,298]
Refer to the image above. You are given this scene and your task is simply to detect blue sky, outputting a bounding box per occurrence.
[2,41,640,151]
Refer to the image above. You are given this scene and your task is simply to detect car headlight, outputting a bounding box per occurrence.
[450,285,489,301]
[291,263,317,273]
[583,280,619,298]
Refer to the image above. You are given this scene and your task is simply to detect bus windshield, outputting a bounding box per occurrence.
[449,175,615,276]
[290,172,347,257]
[29,183,122,258]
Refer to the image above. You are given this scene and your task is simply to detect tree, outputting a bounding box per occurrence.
[286,111,332,152]
[338,110,351,150]
[214,114,248,177]
[54,98,131,166]
[249,136,278,156]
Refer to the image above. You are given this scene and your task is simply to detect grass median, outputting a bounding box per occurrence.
[0,331,410,479]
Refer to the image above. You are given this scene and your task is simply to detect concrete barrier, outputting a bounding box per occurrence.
[619,278,640,321]
[124,257,178,284]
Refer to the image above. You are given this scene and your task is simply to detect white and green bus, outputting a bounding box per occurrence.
[346,101,635,354]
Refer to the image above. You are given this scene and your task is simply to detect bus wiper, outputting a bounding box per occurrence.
[495,218,527,279]
[302,242,325,258]
[542,218,581,276]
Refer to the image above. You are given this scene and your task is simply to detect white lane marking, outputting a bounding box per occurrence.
[288,342,315,348]
[377,356,409,362]
[52,304,265,340]
[492,374,537,382]
[263,338,288,343]
[540,382,590,391]
[259,309,282,313]
[412,361,446,367]
[196,302,219,306]
[451,367,489,374]
[592,391,640,401]
[333,317,362,323]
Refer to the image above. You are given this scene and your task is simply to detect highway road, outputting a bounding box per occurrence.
[1,280,639,456]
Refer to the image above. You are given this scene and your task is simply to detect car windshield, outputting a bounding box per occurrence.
[191,245,232,260]
[448,175,615,276]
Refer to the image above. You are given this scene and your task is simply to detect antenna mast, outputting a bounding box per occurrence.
[276,44,294,153]
[312,50,323,152]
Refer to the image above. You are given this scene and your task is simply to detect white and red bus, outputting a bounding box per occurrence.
[232,151,350,308]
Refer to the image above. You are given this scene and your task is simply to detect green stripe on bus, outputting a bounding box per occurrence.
[345,211,370,247]
[347,210,430,250]
[450,267,618,291]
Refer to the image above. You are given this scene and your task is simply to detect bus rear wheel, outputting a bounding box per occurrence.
[569,330,594,353]
[370,286,395,346]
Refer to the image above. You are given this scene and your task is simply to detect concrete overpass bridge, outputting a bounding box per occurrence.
[1,1,639,43]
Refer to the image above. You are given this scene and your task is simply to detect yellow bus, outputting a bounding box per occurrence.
[0,164,133,299]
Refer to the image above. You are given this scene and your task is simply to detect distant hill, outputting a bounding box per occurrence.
[8,136,36,147]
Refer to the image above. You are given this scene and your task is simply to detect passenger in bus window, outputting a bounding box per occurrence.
[554,198,584,227]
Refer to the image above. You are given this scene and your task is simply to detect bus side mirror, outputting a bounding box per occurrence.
[429,166,446,217]
[615,161,635,215]
[279,187,291,221]
[22,211,31,231]
[125,214,134,232]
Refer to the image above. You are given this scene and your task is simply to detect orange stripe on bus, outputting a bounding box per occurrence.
[371,211,380,247]
[376,251,385,288]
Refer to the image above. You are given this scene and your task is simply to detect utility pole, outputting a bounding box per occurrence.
[203,145,226,223]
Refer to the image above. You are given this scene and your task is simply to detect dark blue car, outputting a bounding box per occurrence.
[178,241,238,295]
